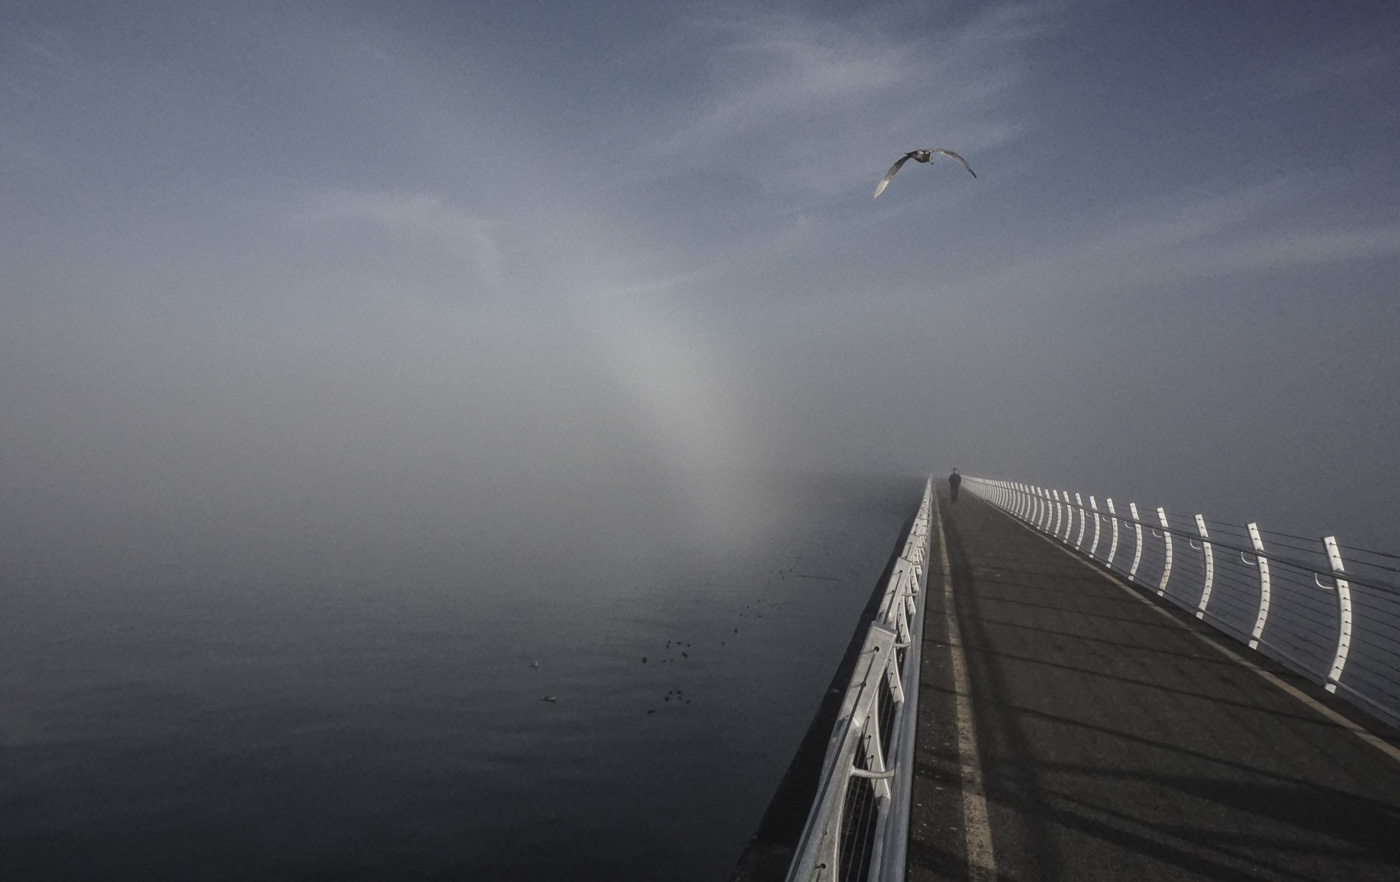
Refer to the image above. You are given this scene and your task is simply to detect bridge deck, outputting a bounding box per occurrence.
[908,489,1400,881]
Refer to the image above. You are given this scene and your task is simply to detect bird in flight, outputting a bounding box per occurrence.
[873,149,976,199]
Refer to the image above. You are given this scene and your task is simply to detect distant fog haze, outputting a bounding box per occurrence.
[3,0,1398,557]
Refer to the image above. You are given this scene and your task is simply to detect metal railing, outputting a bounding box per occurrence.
[785,478,934,882]
[964,476,1400,726]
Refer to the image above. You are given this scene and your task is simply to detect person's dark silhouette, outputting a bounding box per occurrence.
[949,468,961,503]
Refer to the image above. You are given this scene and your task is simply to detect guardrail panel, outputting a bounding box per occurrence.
[786,478,934,882]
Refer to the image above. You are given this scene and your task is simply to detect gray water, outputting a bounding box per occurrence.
[1,470,921,881]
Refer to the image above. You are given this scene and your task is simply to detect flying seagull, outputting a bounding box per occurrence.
[873,149,976,199]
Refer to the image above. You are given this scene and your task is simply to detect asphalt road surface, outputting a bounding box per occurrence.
[907,489,1400,881]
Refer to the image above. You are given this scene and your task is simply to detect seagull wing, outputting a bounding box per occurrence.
[931,148,976,178]
[873,153,914,199]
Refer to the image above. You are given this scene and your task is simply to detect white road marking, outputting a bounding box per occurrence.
[988,499,1400,767]
[934,496,999,881]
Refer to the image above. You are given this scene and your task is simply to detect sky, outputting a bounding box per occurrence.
[3,0,1399,553]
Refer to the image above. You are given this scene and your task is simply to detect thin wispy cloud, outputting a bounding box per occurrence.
[1263,40,1400,101]
[291,190,506,293]
[1196,224,1400,276]
[949,176,1400,305]
[646,4,1042,200]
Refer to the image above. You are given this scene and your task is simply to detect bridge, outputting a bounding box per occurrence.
[732,477,1400,882]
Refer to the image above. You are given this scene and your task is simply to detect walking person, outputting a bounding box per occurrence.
[949,468,961,503]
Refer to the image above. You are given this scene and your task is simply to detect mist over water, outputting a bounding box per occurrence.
[2,371,922,880]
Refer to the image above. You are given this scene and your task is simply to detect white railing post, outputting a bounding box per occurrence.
[1129,503,1144,580]
[1074,493,1087,549]
[864,704,892,803]
[1245,523,1271,650]
[1106,498,1120,569]
[1156,508,1173,597]
[1051,490,1062,536]
[1036,487,1047,530]
[1062,491,1075,542]
[1322,537,1354,694]
[1194,515,1214,619]
[1088,497,1101,558]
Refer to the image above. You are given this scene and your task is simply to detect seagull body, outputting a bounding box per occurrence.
[873,148,976,198]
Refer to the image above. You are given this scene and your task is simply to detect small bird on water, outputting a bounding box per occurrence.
[873,149,976,198]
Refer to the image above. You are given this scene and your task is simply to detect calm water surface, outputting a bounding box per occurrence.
[2,471,921,881]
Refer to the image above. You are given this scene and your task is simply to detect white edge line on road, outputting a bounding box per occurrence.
[933,495,999,881]
[982,495,1400,768]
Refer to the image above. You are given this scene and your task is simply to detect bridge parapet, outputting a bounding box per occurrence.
[784,478,933,882]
